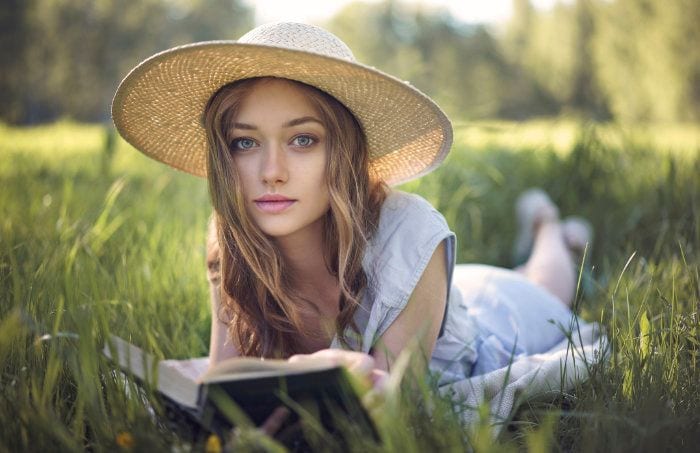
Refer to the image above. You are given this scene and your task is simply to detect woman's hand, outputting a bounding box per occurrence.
[288,349,389,392]
[226,406,291,450]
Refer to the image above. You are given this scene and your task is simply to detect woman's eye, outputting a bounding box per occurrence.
[231,138,257,151]
[291,135,316,147]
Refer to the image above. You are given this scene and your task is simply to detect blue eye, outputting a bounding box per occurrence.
[292,135,316,147]
[231,137,257,151]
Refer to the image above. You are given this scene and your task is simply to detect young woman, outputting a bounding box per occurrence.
[112,22,592,399]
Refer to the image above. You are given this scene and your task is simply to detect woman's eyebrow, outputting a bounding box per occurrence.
[283,116,323,128]
[231,122,256,130]
[231,116,323,131]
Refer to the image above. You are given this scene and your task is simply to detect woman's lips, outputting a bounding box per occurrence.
[254,196,296,214]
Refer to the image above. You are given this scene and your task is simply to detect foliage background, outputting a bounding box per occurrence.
[3,0,700,124]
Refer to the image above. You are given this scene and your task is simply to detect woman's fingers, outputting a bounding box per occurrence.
[227,406,291,448]
[369,368,389,392]
[259,406,291,436]
[288,349,390,395]
[289,349,375,378]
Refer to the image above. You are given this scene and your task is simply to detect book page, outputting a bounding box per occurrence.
[201,356,336,383]
[160,357,209,381]
[103,335,200,409]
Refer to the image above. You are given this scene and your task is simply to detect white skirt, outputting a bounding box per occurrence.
[452,264,583,376]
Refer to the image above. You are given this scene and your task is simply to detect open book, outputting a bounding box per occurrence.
[103,336,378,446]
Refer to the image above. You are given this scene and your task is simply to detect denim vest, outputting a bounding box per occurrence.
[330,190,478,385]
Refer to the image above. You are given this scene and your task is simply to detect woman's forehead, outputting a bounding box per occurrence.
[232,79,325,127]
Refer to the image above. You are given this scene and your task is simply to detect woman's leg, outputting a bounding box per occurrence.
[513,190,591,307]
[516,220,577,307]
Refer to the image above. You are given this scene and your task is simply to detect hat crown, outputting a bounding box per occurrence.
[238,22,356,62]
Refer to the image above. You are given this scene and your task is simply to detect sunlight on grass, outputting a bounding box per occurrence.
[453,119,700,159]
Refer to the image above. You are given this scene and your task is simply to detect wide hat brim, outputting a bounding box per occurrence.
[112,40,452,185]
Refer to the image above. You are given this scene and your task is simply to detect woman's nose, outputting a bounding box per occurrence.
[260,143,288,185]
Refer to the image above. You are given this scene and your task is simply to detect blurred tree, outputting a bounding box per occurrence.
[0,0,32,123]
[326,0,556,120]
[569,0,608,117]
[503,0,535,64]
[593,0,700,121]
[502,0,609,118]
[498,0,560,118]
[1,0,253,124]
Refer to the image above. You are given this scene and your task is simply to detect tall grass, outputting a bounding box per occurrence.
[1,121,698,451]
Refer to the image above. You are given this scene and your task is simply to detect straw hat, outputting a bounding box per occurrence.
[112,22,452,185]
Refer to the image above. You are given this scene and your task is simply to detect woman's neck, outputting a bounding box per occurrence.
[274,217,339,312]
[274,218,340,352]
[275,218,325,273]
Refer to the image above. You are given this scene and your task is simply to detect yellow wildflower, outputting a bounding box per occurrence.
[205,434,222,453]
[115,431,134,449]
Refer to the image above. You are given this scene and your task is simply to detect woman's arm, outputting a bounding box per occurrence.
[206,215,239,366]
[371,240,448,372]
[287,241,448,386]
[209,293,239,365]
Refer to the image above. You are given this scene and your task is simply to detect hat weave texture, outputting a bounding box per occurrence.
[112,22,453,185]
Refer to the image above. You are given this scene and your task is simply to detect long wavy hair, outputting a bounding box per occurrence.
[203,77,386,358]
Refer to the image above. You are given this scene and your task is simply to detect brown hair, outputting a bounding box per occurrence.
[203,77,386,358]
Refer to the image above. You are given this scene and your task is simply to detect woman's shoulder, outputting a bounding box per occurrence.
[381,188,434,210]
[375,189,449,234]
[360,189,455,316]
[365,189,453,297]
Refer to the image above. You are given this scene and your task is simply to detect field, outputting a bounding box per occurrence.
[1,120,699,451]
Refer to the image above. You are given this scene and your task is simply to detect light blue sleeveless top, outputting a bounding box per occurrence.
[330,190,479,385]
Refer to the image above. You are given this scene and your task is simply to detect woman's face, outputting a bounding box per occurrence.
[228,79,330,242]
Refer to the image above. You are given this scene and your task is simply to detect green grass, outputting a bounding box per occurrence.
[1,120,698,451]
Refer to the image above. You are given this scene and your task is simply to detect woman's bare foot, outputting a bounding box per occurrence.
[513,188,560,265]
[562,216,593,259]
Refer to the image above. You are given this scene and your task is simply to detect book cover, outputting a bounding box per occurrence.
[102,336,379,448]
